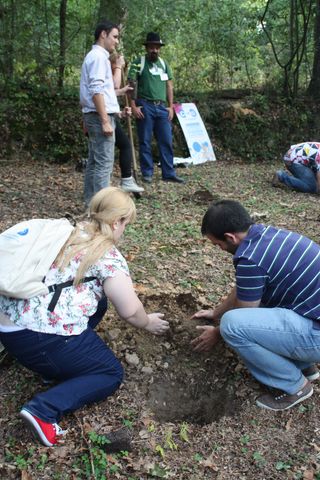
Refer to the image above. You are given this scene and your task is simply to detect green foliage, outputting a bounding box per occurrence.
[194,91,320,162]
[0,83,87,162]
[1,1,320,163]
[0,0,318,95]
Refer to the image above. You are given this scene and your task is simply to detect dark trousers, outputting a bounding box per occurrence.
[115,120,132,178]
[0,298,123,423]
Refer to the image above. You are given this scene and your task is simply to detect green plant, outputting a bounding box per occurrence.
[14,454,29,470]
[240,434,250,445]
[155,445,165,458]
[36,453,48,470]
[275,461,292,471]
[122,418,134,429]
[149,463,169,478]
[252,451,266,467]
[194,453,203,462]
[179,422,190,443]
[75,431,113,480]
[164,428,178,451]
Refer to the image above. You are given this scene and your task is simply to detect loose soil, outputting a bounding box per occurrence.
[0,157,319,479]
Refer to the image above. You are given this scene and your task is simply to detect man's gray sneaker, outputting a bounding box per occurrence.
[256,381,313,411]
[120,176,144,193]
[302,365,320,382]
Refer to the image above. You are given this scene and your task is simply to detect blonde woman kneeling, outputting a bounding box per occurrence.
[0,187,169,447]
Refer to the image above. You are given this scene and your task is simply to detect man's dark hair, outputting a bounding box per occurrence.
[94,20,119,41]
[201,200,253,240]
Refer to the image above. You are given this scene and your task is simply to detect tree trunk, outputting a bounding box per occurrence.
[307,0,320,97]
[58,0,67,90]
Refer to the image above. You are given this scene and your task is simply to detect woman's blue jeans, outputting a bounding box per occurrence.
[0,298,124,423]
[277,163,317,193]
[220,307,320,394]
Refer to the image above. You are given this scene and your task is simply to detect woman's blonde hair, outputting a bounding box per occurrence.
[56,187,136,284]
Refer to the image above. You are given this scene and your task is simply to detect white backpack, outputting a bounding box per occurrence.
[0,218,74,299]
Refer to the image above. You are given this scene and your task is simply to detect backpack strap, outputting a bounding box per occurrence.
[159,56,166,71]
[47,276,96,313]
[139,55,145,75]
[139,55,166,75]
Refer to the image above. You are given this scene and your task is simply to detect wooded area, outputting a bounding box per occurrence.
[1,0,320,166]
[1,0,320,95]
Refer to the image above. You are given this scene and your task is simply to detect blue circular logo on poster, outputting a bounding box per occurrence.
[193,142,202,152]
[189,109,196,117]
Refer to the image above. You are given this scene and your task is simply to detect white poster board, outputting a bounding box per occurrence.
[173,103,216,165]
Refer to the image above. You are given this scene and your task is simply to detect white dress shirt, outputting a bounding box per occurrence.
[80,45,120,114]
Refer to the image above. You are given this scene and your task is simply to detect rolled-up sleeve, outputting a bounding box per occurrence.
[86,56,106,97]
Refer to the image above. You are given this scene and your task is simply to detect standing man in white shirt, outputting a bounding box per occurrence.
[80,21,128,206]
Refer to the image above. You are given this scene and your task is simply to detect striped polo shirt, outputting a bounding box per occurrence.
[233,224,320,321]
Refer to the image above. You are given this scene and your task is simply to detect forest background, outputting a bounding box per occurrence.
[1,0,320,164]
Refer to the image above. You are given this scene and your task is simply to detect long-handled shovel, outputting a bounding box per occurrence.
[121,70,142,199]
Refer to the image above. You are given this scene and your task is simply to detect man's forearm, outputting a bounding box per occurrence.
[93,93,109,122]
[213,287,237,321]
[166,80,174,107]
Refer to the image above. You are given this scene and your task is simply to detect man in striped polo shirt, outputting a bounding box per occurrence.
[192,199,320,411]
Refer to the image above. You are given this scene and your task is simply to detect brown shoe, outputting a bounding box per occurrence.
[302,365,320,382]
[256,381,313,411]
[272,172,282,187]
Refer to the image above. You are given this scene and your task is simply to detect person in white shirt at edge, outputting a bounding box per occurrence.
[80,21,131,206]
[0,187,169,447]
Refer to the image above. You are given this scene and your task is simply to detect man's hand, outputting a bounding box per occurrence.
[132,105,144,119]
[145,313,170,335]
[191,309,215,321]
[101,119,113,136]
[191,325,221,352]
[167,106,174,121]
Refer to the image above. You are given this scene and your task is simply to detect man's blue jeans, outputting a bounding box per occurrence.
[83,113,116,206]
[0,298,123,423]
[220,307,320,394]
[277,163,317,193]
[136,99,176,179]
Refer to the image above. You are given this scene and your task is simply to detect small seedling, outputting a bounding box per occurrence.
[275,461,292,471]
[179,422,190,443]
[253,451,266,466]
[240,434,250,445]
[155,444,165,458]
[194,453,203,462]
[165,428,178,451]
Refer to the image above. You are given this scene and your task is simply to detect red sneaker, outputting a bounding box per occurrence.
[20,409,67,447]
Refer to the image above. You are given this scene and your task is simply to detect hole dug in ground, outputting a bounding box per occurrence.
[136,293,243,425]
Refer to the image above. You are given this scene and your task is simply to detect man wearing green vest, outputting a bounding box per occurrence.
[128,32,185,184]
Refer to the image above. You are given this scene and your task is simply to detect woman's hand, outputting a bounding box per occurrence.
[119,106,132,119]
[191,325,221,352]
[145,313,169,335]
